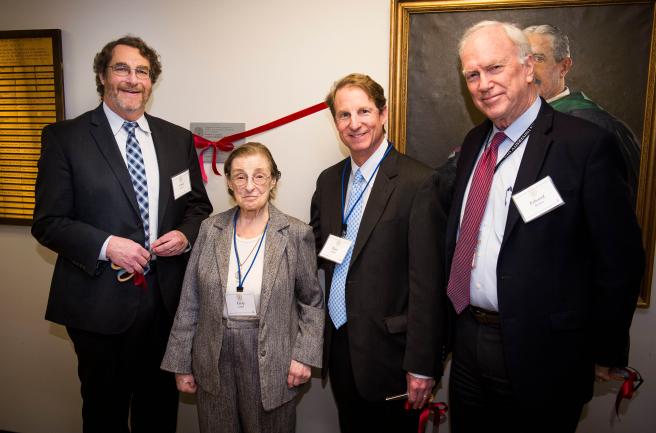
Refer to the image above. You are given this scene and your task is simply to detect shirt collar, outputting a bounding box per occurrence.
[350,134,389,180]
[102,102,151,136]
[492,97,541,144]
[547,86,570,103]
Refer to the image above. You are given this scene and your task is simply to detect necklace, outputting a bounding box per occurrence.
[235,232,264,280]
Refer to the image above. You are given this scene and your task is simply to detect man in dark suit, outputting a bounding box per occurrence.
[446,21,644,433]
[311,73,447,432]
[32,36,212,433]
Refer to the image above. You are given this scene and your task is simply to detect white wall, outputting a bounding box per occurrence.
[1,1,654,432]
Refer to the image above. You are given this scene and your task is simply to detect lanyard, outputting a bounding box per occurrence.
[232,209,268,292]
[340,143,393,235]
[492,121,535,173]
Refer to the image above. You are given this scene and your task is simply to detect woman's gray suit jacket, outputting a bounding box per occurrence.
[161,205,324,410]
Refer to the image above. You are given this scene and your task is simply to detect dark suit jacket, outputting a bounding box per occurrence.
[32,104,212,334]
[311,146,447,401]
[445,101,644,406]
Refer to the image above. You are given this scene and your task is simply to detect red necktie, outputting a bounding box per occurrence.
[447,132,506,313]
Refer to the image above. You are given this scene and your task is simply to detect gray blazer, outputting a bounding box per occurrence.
[161,205,324,410]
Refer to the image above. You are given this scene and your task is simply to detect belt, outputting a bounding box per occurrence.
[469,305,501,326]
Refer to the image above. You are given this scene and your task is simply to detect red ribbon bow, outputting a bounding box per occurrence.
[405,401,448,433]
[193,101,328,182]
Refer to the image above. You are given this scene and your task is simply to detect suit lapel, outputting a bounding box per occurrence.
[446,123,489,256]
[89,105,142,219]
[213,208,236,302]
[147,114,173,228]
[331,158,351,237]
[258,205,289,319]
[501,103,555,245]
[350,148,398,266]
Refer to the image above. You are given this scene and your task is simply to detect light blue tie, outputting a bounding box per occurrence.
[123,121,150,252]
[329,169,366,329]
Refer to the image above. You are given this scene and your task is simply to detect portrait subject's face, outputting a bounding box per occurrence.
[333,86,388,165]
[527,33,570,100]
[100,44,153,121]
[460,26,536,129]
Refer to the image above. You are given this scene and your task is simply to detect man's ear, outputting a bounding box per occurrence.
[559,57,573,78]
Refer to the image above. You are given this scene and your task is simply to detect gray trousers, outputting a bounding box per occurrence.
[197,319,296,433]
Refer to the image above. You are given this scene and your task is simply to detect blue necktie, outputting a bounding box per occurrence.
[123,121,150,252]
[329,169,366,329]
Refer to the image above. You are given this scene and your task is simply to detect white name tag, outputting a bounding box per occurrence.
[318,234,353,264]
[171,169,192,200]
[512,176,564,223]
[225,293,257,317]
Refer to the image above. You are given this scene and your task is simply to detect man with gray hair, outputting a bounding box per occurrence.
[445,20,643,432]
[524,24,641,204]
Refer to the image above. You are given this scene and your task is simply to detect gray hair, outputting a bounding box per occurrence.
[459,20,532,64]
[524,24,571,62]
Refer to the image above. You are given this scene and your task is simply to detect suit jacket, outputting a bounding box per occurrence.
[32,104,212,334]
[311,146,447,401]
[160,205,324,411]
[445,100,644,406]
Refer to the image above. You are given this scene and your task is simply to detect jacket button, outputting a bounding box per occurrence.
[260,350,266,357]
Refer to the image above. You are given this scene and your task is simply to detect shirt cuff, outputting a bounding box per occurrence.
[99,235,112,261]
[408,372,433,380]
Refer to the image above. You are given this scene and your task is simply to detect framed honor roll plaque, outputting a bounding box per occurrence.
[389,0,656,306]
[0,29,64,224]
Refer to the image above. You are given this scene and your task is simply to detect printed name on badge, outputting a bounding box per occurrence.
[171,169,192,199]
[512,176,565,223]
[226,293,257,317]
[319,234,353,264]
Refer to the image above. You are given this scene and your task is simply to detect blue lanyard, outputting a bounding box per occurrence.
[340,143,392,235]
[232,209,268,292]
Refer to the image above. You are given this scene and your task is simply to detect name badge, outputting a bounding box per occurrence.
[512,176,564,223]
[225,293,257,317]
[318,234,352,264]
[171,169,192,199]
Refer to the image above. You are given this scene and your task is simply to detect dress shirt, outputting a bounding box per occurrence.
[459,97,542,311]
[344,135,389,216]
[547,86,570,103]
[99,103,160,260]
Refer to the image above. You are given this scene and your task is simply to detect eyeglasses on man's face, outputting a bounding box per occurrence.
[107,63,151,80]
[230,173,271,188]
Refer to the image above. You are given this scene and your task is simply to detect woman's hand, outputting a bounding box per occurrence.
[287,360,311,388]
[175,373,198,394]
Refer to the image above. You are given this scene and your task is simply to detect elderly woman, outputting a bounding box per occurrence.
[161,142,324,433]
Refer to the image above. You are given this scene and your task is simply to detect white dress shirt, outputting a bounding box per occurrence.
[99,103,160,260]
[344,135,390,216]
[459,97,541,311]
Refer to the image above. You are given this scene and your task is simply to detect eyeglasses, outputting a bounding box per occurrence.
[107,63,151,80]
[230,173,271,187]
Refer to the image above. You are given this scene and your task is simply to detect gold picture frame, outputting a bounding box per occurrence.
[389,0,656,307]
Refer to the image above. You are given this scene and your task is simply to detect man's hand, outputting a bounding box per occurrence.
[152,230,189,257]
[406,373,435,409]
[106,236,150,273]
[595,364,627,382]
[287,359,311,388]
[175,373,198,394]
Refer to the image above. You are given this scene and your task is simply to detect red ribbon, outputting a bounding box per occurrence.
[133,272,147,289]
[405,401,448,433]
[614,367,643,417]
[193,101,329,181]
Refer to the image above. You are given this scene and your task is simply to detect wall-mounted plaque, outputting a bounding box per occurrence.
[0,29,64,224]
